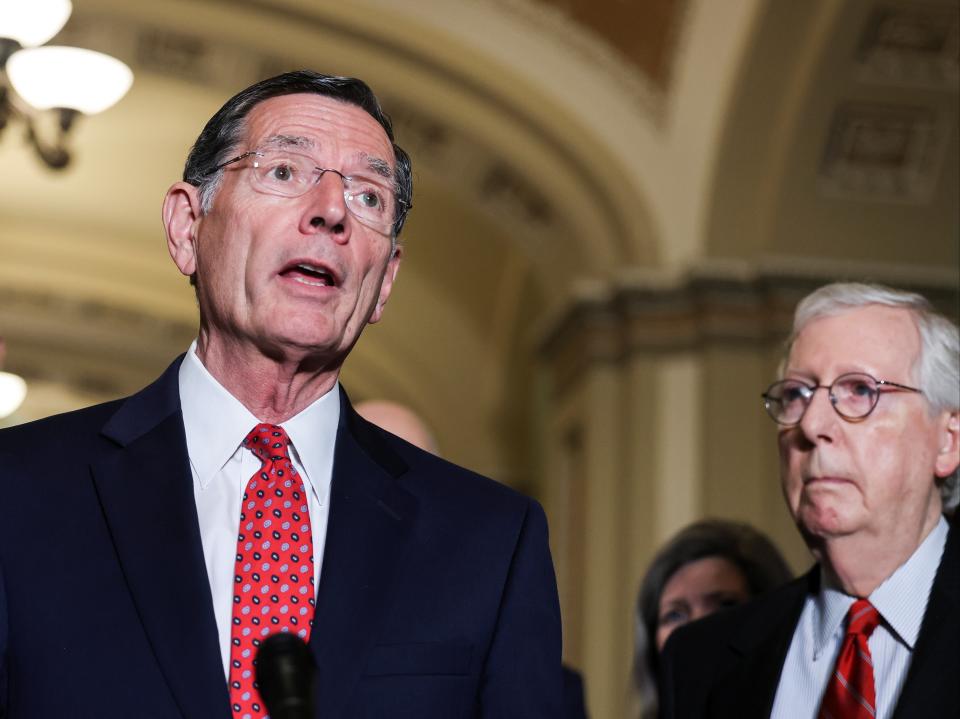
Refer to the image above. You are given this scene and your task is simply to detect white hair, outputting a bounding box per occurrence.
[786,282,960,511]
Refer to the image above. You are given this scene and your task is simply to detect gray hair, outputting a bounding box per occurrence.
[785,282,960,511]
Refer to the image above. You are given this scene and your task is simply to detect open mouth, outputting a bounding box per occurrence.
[282,262,337,287]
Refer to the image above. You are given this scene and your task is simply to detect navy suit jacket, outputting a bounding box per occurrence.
[658,521,959,719]
[0,358,562,717]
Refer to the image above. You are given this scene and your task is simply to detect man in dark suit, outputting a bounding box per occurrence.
[659,283,959,719]
[0,71,562,718]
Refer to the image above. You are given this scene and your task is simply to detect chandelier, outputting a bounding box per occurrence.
[0,338,25,420]
[0,0,133,169]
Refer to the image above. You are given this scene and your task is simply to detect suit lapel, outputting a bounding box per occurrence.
[892,522,960,718]
[309,390,418,717]
[91,358,230,719]
[711,573,814,718]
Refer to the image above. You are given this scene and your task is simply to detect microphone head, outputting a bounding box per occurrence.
[255,632,316,719]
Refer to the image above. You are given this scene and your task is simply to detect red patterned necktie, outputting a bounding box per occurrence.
[818,599,881,719]
[228,424,315,719]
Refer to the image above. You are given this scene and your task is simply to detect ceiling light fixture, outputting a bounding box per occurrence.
[0,338,26,420]
[0,370,26,419]
[0,0,133,169]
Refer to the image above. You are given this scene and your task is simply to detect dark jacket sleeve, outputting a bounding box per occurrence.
[479,498,563,717]
[0,550,7,719]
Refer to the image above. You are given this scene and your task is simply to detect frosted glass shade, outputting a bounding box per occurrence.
[7,46,133,113]
[0,0,72,47]
[0,371,26,419]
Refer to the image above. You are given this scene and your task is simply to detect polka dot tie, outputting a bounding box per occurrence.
[228,424,315,719]
[818,599,881,719]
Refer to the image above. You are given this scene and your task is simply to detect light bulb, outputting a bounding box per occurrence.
[0,371,27,419]
[7,45,133,113]
[0,0,72,48]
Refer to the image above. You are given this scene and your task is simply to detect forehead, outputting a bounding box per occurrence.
[242,93,394,167]
[788,305,920,377]
[661,556,746,599]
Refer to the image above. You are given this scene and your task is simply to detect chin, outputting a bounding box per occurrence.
[796,503,861,541]
[269,320,343,350]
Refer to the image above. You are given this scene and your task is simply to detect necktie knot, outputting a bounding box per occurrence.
[243,423,293,465]
[846,598,880,638]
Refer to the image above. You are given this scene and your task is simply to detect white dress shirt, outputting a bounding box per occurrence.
[770,516,949,719]
[178,341,339,678]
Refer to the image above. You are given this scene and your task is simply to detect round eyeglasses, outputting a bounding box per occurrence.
[209,148,408,235]
[761,372,922,426]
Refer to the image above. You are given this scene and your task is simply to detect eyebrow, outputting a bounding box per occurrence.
[262,134,315,149]
[359,153,393,179]
[257,139,394,179]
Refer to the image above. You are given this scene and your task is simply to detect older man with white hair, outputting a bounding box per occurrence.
[659,282,959,719]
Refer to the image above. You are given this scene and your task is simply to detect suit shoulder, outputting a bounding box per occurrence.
[388,427,530,498]
[366,420,538,514]
[0,398,125,453]
[0,357,183,457]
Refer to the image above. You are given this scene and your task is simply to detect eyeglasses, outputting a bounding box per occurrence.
[761,372,921,426]
[209,148,407,235]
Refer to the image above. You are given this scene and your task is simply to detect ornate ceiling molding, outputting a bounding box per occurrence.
[539,259,959,394]
[56,1,638,270]
[0,285,196,397]
[483,0,680,122]
[818,102,954,203]
[855,2,959,91]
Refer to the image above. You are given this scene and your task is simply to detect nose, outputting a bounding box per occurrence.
[300,171,349,240]
[797,385,836,444]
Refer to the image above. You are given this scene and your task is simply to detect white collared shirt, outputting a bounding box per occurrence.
[770,516,949,719]
[178,341,339,678]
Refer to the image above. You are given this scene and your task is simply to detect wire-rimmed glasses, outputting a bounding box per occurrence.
[209,147,406,235]
[761,372,922,426]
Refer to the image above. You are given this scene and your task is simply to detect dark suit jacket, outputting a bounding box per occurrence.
[562,665,588,719]
[0,358,562,718]
[658,522,959,719]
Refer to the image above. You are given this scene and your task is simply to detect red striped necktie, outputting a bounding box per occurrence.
[228,424,315,719]
[818,598,881,719]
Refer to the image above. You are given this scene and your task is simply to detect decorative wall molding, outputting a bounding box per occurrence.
[386,103,562,250]
[818,102,954,203]
[484,0,684,124]
[56,5,588,259]
[539,260,959,393]
[0,286,196,397]
[856,2,959,90]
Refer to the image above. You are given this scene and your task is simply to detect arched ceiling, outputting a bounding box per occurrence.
[0,0,673,477]
[706,0,959,273]
[1,0,956,478]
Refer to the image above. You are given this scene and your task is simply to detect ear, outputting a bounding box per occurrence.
[163,182,203,277]
[934,410,960,478]
[368,244,402,325]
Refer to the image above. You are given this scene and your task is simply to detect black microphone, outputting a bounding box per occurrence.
[255,632,316,719]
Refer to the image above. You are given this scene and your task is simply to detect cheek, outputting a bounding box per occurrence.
[778,437,802,501]
[655,624,675,653]
[357,250,392,298]
[851,422,918,493]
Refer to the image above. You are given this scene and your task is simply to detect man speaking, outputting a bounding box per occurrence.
[0,71,562,718]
